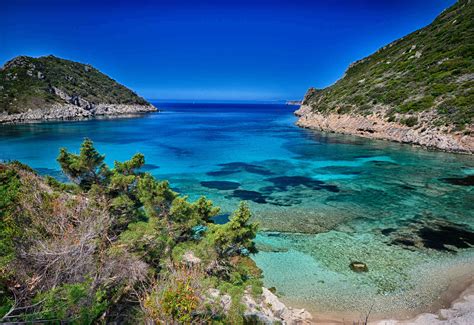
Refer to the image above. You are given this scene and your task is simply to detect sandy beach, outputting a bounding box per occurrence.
[303,280,474,325]
[373,283,474,325]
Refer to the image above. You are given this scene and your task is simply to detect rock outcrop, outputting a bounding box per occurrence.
[0,103,156,123]
[295,105,474,154]
[243,287,313,324]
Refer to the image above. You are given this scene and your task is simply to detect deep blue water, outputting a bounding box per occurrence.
[1,102,473,318]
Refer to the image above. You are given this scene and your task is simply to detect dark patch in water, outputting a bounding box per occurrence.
[212,213,230,224]
[263,176,340,193]
[393,238,415,247]
[140,163,160,171]
[370,161,398,166]
[418,224,474,251]
[231,189,267,204]
[206,170,236,176]
[381,228,395,236]
[324,185,340,193]
[201,181,240,190]
[207,162,273,177]
[399,184,415,190]
[267,232,282,237]
[318,166,362,175]
[159,143,193,157]
[390,220,474,252]
[441,175,474,186]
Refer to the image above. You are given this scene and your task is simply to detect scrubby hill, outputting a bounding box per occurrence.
[0,55,156,122]
[297,0,473,153]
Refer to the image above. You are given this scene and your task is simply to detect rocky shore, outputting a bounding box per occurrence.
[295,105,474,154]
[243,287,313,324]
[0,103,157,123]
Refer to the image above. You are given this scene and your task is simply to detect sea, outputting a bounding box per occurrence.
[1,102,473,320]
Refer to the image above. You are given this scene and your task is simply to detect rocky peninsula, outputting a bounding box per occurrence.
[0,55,157,123]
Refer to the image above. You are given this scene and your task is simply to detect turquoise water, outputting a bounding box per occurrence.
[1,103,473,319]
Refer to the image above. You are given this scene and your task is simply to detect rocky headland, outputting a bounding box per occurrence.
[296,0,473,154]
[0,55,157,123]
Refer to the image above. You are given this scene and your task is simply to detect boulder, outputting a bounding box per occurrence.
[242,287,313,324]
[350,261,369,272]
[182,251,201,266]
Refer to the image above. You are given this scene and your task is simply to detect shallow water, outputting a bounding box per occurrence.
[1,102,473,319]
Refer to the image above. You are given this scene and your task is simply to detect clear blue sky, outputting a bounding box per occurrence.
[1,0,456,101]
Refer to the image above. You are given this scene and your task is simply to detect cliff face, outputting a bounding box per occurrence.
[297,0,473,153]
[0,55,156,123]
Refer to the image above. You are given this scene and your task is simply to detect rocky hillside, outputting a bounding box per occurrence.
[297,0,473,153]
[0,55,156,122]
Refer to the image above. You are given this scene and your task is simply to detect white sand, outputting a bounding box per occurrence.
[373,284,474,325]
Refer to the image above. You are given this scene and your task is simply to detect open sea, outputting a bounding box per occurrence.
[1,102,473,320]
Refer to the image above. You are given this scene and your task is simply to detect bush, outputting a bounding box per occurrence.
[33,282,108,324]
[401,116,418,127]
[398,96,434,113]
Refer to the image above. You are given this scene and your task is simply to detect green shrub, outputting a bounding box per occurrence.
[401,116,418,127]
[33,282,108,324]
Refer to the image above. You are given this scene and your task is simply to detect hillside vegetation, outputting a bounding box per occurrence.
[0,55,149,115]
[303,0,473,132]
[0,140,262,323]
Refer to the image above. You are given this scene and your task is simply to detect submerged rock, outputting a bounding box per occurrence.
[231,189,267,204]
[200,180,240,190]
[388,219,474,252]
[350,261,369,272]
[441,175,474,186]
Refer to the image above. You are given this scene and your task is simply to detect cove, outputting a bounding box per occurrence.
[1,102,473,319]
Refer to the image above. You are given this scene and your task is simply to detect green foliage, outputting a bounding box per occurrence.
[398,96,434,113]
[401,116,418,127]
[0,166,21,273]
[57,138,107,189]
[159,279,199,323]
[33,282,108,324]
[195,196,221,223]
[119,221,166,266]
[212,202,258,257]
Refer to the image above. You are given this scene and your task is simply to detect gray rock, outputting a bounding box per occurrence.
[242,287,313,324]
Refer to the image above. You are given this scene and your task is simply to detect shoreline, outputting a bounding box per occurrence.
[269,256,474,324]
[294,105,474,155]
[373,281,474,324]
[0,103,157,124]
[278,279,474,324]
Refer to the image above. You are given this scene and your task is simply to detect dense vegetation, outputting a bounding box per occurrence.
[0,139,261,323]
[303,0,473,132]
[0,55,149,114]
